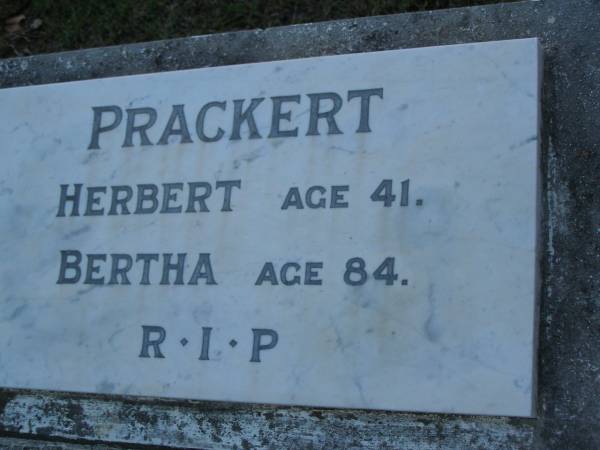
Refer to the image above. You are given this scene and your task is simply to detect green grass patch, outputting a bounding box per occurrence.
[2,0,516,57]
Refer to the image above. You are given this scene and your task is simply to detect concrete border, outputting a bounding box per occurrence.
[2,0,600,448]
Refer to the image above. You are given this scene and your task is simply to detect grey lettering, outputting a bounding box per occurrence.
[88,105,122,150]
[306,92,343,136]
[196,101,226,142]
[57,184,82,217]
[230,98,264,140]
[269,95,300,138]
[250,328,279,362]
[158,104,192,145]
[123,107,157,147]
[139,325,166,358]
[57,250,82,284]
[347,88,383,133]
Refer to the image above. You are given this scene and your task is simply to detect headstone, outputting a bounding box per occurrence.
[0,39,540,416]
[0,38,540,418]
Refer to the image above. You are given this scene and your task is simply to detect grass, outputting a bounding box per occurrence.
[1,0,516,58]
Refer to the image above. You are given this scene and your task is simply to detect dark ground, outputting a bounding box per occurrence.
[0,0,514,58]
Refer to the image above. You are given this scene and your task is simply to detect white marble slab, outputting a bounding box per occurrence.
[0,38,540,417]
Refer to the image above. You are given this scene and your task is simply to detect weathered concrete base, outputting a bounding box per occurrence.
[1,0,600,448]
[0,436,119,450]
[0,389,534,449]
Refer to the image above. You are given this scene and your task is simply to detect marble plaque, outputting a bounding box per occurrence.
[0,38,540,417]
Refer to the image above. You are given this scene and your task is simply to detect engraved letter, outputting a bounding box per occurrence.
[188,253,217,285]
[255,262,278,285]
[137,253,159,285]
[306,92,343,136]
[88,106,122,150]
[123,107,157,147]
[230,98,264,140]
[250,329,279,362]
[305,185,326,209]
[139,325,166,358]
[161,183,184,214]
[108,186,133,215]
[280,262,301,286]
[330,185,349,208]
[84,186,106,216]
[186,182,212,213]
[281,187,304,210]
[57,184,82,217]
[135,184,159,214]
[108,254,133,285]
[160,253,186,285]
[347,88,383,133]
[158,104,193,145]
[199,327,212,361]
[216,180,241,212]
[269,95,300,138]
[84,254,106,285]
[196,101,226,142]
[57,250,82,284]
